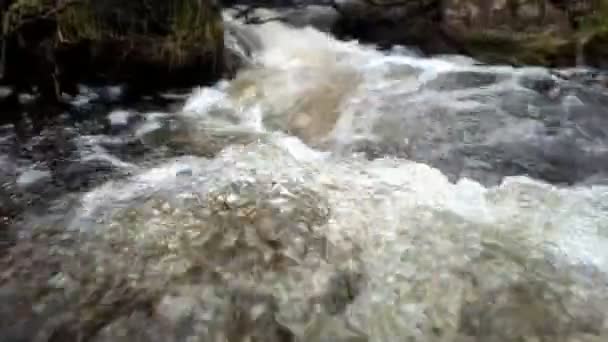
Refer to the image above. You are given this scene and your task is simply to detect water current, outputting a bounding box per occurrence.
[2,17,608,341]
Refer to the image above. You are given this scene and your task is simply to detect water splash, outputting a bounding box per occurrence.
[4,19,608,342]
[180,21,608,185]
[59,136,608,341]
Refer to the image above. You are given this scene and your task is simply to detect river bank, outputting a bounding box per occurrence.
[2,0,608,113]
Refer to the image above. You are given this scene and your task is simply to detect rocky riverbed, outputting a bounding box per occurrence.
[2,1,608,342]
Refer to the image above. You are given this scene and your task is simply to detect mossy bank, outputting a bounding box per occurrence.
[0,0,225,104]
[328,0,607,68]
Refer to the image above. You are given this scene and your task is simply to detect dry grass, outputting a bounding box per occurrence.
[3,0,224,70]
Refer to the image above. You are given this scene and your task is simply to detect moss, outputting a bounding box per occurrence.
[6,0,46,18]
[5,0,223,68]
[579,1,608,34]
[462,31,576,67]
[161,0,224,69]
[455,1,608,68]
[57,2,103,41]
[2,0,225,102]
[58,0,224,70]
[583,27,608,68]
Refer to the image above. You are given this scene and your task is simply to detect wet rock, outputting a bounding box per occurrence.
[518,71,560,95]
[134,113,169,142]
[15,168,51,189]
[0,86,14,99]
[56,159,120,191]
[439,0,581,66]
[326,0,604,67]
[97,86,126,103]
[106,110,135,134]
[229,4,340,32]
[553,68,608,90]
[332,0,452,52]
[442,0,571,34]
[457,31,577,67]
[18,93,38,105]
[0,154,19,223]
[107,110,132,127]
[283,5,340,31]
[224,0,606,68]
[424,70,502,91]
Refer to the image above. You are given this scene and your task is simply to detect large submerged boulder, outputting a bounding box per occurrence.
[0,0,225,103]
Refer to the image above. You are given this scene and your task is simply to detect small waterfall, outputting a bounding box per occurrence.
[223,15,264,70]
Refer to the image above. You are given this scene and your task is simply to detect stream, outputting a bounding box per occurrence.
[2,18,608,341]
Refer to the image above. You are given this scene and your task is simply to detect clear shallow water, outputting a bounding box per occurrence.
[2,20,608,341]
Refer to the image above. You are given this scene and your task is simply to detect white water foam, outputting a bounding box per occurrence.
[53,20,608,340]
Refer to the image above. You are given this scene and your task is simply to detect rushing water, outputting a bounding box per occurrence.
[2,18,608,341]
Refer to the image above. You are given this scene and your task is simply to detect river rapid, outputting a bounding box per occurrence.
[2,17,608,341]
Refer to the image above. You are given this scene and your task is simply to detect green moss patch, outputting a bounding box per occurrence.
[462,30,577,67]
